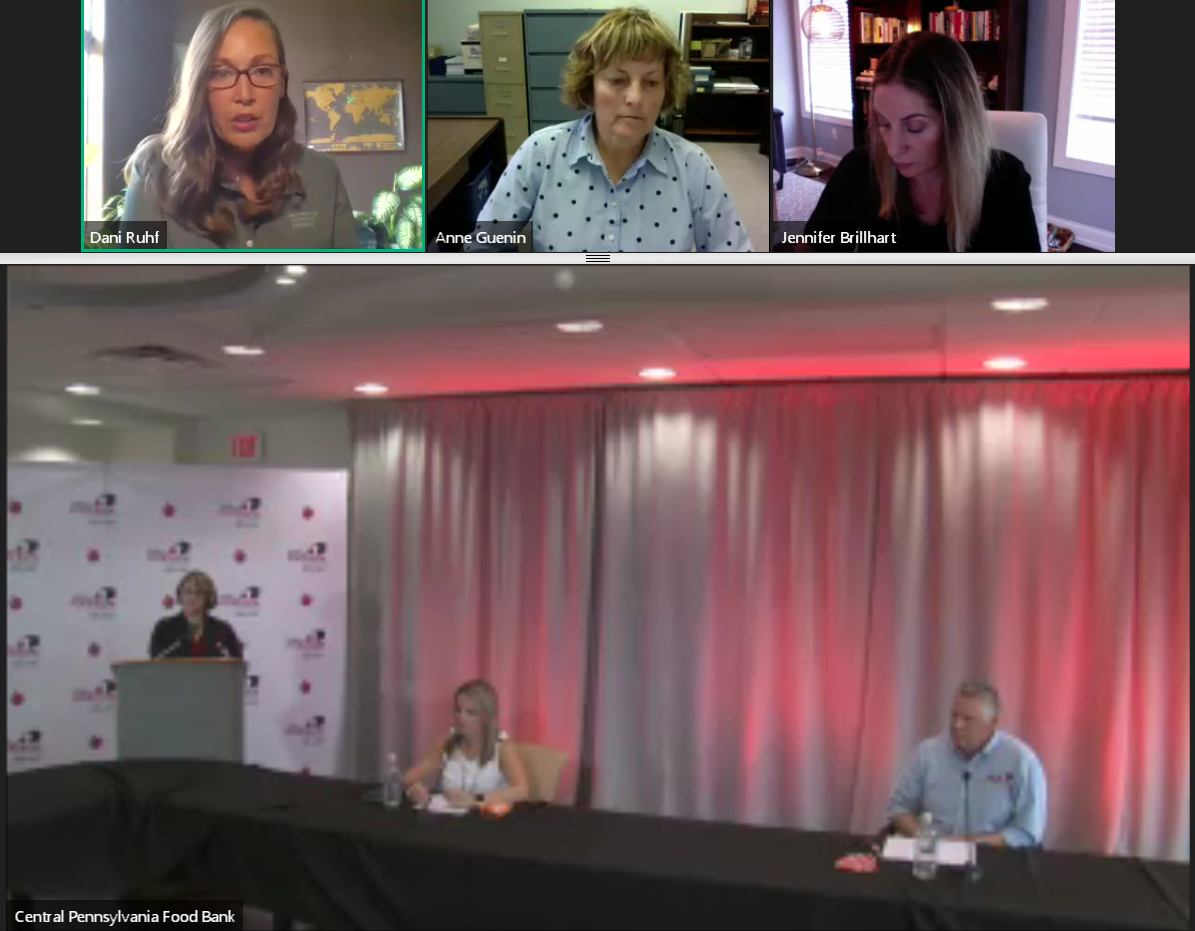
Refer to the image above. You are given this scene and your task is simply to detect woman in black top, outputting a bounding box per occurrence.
[801,32,1040,252]
[149,571,243,659]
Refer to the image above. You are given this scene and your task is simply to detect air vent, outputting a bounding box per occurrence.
[91,345,214,368]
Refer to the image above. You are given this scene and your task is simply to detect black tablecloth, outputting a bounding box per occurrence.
[8,762,1190,930]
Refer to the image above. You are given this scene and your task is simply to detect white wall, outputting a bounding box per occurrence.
[174,410,352,470]
[7,412,113,464]
[428,0,746,51]
[8,408,351,471]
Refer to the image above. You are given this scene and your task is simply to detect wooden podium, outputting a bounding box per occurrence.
[112,658,246,763]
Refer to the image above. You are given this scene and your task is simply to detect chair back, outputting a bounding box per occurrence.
[507,741,569,803]
[987,110,1048,250]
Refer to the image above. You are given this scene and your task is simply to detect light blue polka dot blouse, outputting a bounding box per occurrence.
[468,113,753,253]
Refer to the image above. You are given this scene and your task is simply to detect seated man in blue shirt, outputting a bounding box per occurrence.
[468,8,752,253]
[888,680,1047,848]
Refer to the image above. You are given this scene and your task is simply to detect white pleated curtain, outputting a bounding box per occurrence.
[347,378,1189,861]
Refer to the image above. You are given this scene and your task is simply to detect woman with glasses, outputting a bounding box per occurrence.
[148,571,244,659]
[122,4,357,249]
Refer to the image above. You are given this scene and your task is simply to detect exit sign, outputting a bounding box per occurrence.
[230,432,263,461]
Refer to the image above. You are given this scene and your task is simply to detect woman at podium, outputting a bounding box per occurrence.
[149,571,243,659]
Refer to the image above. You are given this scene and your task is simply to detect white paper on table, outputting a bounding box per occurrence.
[881,836,975,867]
[426,794,471,816]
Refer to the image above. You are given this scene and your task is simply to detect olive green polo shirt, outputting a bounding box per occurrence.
[122,146,359,249]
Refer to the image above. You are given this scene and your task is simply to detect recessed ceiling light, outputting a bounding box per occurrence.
[72,419,104,427]
[284,265,308,276]
[223,345,266,357]
[557,321,604,334]
[554,270,576,291]
[984,356,1028,371]
[66,384,100,396]
[991,298,1049,313]
[354,383,389,395]
[275,276,297,286]
[639,367,677,381]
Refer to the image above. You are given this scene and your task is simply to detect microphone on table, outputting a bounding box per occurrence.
[962,771,982,882]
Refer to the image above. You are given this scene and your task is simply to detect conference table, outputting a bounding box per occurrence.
[7,762,1189,930]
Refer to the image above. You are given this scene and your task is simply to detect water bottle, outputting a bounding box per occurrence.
[382,752,402,809]
[912,812,939,880]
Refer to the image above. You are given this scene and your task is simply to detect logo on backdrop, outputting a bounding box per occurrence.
[162,502,178,518]
[288,542,329,572]
[220,585,262,617]
[8,635,41,667]
[302,506,316,521]
[10,595,24,611]
[87,547,102,563]
[147,540,194,570]
[70,587,119,620]
[70,492,119,524]
[88,642,103,658]
[219,497,264,528]
[284,714,326,746]
[11,690,28,707]
[72,679,118,712]
[7,538,41,572]
[8,730,43,764]
[8,498,23,517]
[244,673,262,705]
[287,628,327,658]
[301,593,315,608]
[89,735,106,752]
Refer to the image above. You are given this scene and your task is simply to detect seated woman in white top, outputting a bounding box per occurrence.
[403,679,530,809]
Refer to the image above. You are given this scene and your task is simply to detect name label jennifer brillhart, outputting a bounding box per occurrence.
[781,230,897,245]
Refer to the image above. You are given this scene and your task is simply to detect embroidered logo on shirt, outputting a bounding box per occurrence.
[288,210,319,229]
[987,772,1015,784]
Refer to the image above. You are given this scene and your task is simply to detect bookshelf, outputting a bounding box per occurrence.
[679,12,771,144]
[848,0,1027,147]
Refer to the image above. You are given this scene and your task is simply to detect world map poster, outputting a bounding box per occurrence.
[303,80,405,152]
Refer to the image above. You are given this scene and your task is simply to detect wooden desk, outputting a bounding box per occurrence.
[427,118,505,214]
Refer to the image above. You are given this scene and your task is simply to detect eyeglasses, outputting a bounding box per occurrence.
[209,63,285,90]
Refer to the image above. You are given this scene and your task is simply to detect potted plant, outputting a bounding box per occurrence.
[354,165,423,249]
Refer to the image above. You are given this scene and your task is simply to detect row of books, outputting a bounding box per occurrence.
[858,13,910,44]
[928,9,1000,42]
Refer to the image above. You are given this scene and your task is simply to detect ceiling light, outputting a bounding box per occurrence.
[66,384,100,396]
[223,345,266,357]
[275,276,297,286]
[554,270,576,291]
[991,297,1049,313]
[72,419,104,427]
[557,321,604,334]
[984,356,1028,371]
[639,367,677,381]
[354,383,389,395]
[284,265,308,276]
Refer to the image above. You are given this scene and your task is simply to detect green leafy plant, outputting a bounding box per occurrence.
[84,190,127,250]
[354,166,423,249]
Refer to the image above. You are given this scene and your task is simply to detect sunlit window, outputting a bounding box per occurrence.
[84,0,106,221]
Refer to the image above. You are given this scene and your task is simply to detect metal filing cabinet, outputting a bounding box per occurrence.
[480,12,529,155]
[524,10,604,135]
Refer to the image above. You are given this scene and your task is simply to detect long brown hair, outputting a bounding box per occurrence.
[443,679,501,766]
[868,32,991,252]
[125,4,302,245]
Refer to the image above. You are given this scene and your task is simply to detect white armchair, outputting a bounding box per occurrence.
[987,110,1048,251]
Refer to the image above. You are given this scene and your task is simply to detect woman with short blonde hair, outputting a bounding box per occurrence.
[801,32,1039,252]
[469,7,752,252]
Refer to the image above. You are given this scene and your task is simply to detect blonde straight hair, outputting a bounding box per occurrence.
[443,679,501,766]
[868,32,991,252]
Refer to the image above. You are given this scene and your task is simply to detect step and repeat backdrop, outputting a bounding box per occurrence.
[6,463,347,776]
